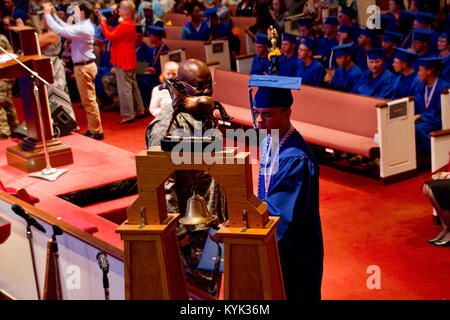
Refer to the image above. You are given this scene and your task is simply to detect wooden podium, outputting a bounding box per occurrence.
[0,26,73,172]
[116,146,285,300]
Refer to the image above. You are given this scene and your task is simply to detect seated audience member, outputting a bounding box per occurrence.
[414,57,449,154]
[325,43,362,93]
[135,25,154,108]
[212,0,231,24]
[96,43,116,108]
[422,173,450,247]
[2,0,29,22]
[279,33,298,77]
[354,28,377,72]
[181,2,209,41]
[412,11,439,53]
[149,61,179,117]
[437,32,449,83]
[382,30,403,74]
[411,28,438,71]
[356,48,395,98]
[235,0,255,17]
[316,16,339,68]
[295,37,325,87]
[301,0,326,36]
[250,33,270,75]
[391,47,420,99]
[271,0,288,36]
[247,2,274,37]
[398,10,417,49]
[140,1,164,35]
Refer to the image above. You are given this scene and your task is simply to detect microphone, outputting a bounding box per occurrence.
[11,204,46,234]
[96,251,109,273]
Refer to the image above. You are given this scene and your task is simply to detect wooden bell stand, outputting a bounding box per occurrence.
[0,26,73,172]
[116,146,285,300]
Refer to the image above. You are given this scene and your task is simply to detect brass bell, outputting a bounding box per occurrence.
[179,192,217,226]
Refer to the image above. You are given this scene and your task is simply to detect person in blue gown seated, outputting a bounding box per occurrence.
[135,25,154,108]
[295,17,315,52]
[354,28,377,72]
[138,26,169,108]
[391,47,421,99]
[382,30,403,75]
[250,74,323,300]
[356,48,395,98]
[295,38,325,87]
[414,57,449,155]
[412,12,439,54]
[181,3,210,41]
[316,16,339,68]
[398,10,416,49]
[411,28,437,71]
[437,32,450,83]
[250,33,270,75]
[337,5,360,43]
[279,33,298,77]
[324,43,362,93]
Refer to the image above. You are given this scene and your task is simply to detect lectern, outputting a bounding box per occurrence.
[116,146,285,300]
[0,26,73,172]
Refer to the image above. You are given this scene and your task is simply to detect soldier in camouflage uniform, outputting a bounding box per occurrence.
[0,34,19,139]
[145,59,227,298]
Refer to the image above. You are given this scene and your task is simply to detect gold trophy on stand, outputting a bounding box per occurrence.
[267,26,281,75]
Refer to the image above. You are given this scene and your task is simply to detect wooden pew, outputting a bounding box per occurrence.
[159,48,187,67]
[212,68,417,184]
[235,53,255,74]
[164,25,183,39]
[165,12,188,26]
[229,16,256,29]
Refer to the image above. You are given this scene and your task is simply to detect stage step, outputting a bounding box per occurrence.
[83,194,138,225]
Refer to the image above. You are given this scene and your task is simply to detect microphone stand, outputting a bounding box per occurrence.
[51,225,63,300]
[26,220,42,300]
[0,45,68,181]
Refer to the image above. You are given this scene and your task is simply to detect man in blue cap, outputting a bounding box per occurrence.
[337,5,360,43]
[413,12,439,53]
[250,33,270,75]
[398,10,416,48]
[391,47,421,99]
[356,48,395,98]
[438,32,449,83]
[355,28,377,72]
[316,16,339,68]
[249,74,323,300]
[297,17,315,40]
[382,30,404,74]
[411,28,437,71]
[279,33,298,77]
[414,57,449,155]
[337,24,355,46]
[325,43,362,93]
[295,37,325,86]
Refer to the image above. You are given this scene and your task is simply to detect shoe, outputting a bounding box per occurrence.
[348,155,363,166]
[90,132,104,140]
[433,238,450,247]
[135,112,146,119]
[82,130,92,136]
[119,116,135,124]
[428,229,448,244]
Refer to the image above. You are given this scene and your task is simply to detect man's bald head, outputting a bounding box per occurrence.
[178,59,212,96]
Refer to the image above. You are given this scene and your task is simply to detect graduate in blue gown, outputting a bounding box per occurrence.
[181,4,210,41]
[413,12,439,54]
[279,33,298,77]
[316,16,339,68]
[250,33,270,75]
[391,47,421,99]
[398,10,416,49]
[414,57,449,152]
[337,5,361,43]
[327,43,362,93]
[250,75,323,300]
[295,38,325,87]
[295,17,316,53]
[138,26,169,107]
[411,28,437,71]
[203,7,233,39]
[438,32,450,83]
[382,30,403,75]
[354,28,377,72]
[356,48,395,98]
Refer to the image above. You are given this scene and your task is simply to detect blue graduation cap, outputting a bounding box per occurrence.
[202,6,218,18]
[248,75,301,109]
[297,17,313,28]
[282,33,296,43]
[440,32,449,41]
[366,48,384,60]
[324,16,338,26]
[413,28,432,42]
[394,47,418,65]
[299,37,315,51]
[414,12,435,26]
[338,24,354,35]
[383,30,403,44]
[148,25,165,37]
[135,25,144,34]
[340,5,353,18]
[255,32,269,46]
[399,10,415,23]
[332,43,353,58]
[359,28,376,40]
[100,8,114,19]
[416,57,444,69]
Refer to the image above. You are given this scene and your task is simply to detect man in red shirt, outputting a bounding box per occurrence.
[100,0,145,124]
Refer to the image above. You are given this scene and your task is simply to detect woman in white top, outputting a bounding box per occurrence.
[149,61,179,117]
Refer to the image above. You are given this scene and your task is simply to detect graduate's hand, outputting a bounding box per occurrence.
[146,67,157,74]
[324,68,334,83]
[98,12,107,24]
[414,114,420,121]
[111,67,115,74]
[44,2,52,15]
[16,18,24,27]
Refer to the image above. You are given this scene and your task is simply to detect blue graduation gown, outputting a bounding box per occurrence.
[279,54,299,77]
[181,19,210,41]
[356,69,395,98]
[250,55,270,75]
[317,37,338,67]
[258,129,323,300]
[392,71,420,99]
[208,21,232,39]
[95,42,113,96]
[295,59,325,87]
[442,56,450,84]
[383,52,397,75]
[354,46,368,72]
[414,77,449,152]
[331,64,362,93]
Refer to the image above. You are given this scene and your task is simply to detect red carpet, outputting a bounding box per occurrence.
[8,99,450,300]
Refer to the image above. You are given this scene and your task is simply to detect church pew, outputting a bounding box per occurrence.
[165,12,188,26]
[212,68,417,184]
[235,53,255,74]
[164,25,184,39]
[229,16,256,29]
[159,48,187,67]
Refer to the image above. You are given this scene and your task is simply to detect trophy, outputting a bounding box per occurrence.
[267,26,281,75]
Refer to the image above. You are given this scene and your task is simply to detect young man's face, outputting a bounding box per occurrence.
[336,54,349,68]
[437,36,448,52]
[323,24,336,37]
[255,43,268,56]
[3,0,13,11]
[392,58,407,73]
[254,107,291,134]
[412,40,427,53]
[281,41,294,56]
[417,66,432,82]
[297,44,310,60]
[368,58,384,74]
[382,40,395,52]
